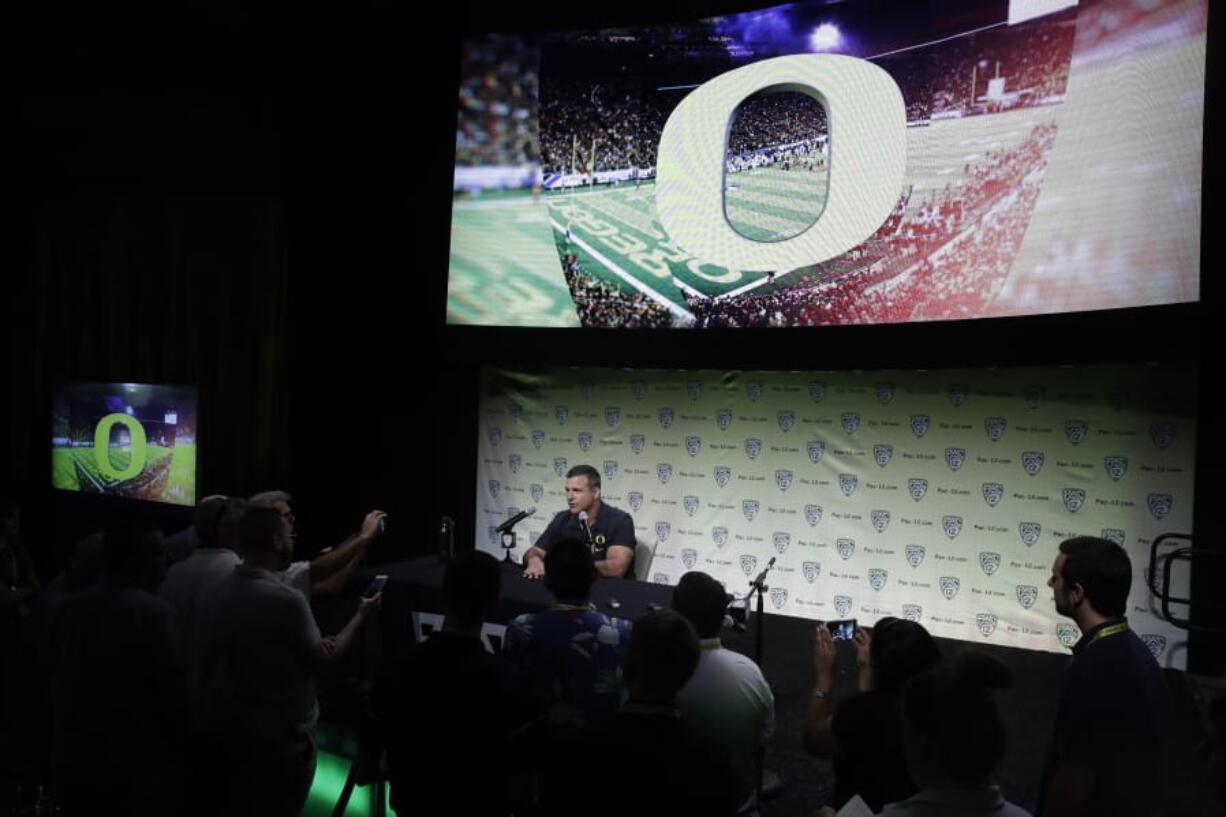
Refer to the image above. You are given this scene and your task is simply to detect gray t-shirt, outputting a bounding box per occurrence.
[198,565,322,741]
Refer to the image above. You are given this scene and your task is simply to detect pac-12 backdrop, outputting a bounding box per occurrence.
[475,365,1195,668]
[448,0,1205,328]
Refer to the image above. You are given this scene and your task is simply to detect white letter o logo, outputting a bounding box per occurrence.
[656,54,906,272]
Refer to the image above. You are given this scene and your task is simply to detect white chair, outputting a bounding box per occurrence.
[634,540,657,582]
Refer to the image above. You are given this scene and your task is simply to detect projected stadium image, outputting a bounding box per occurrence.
[447,0,1206,328]
[51,382,198,506]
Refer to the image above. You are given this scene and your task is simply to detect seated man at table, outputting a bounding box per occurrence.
[521,464,635,579]
[505,537,633,737]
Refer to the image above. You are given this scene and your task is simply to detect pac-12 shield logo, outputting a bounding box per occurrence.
[1062,488,1086,513]
[652,573,670,585]
[655,521,671,542]
[1016,585,1038,609]
[942,516,963,540]
[487,480,500,499]
[808,382,827,403]
[944,448,966,471]
[630,435,645,455]
[807,440,825,464]
[683,495,699,517]
[1019,522,1041,547]
[487,526,499,547]
[976,614,998,637]
[506,508,521,524]
[1146,564,1166,595]
[553,457,568,477]
[908,478,928,501]
[804,504,823,527]
[628,492,643,512]
[687,381,704,401]
[1064,420,1087,445]
[1141,634,1168,659]
[982,483,1004,508]
[744,438,762,460]
[1023,385,1043,409]
[747,382,763,402]
[910,414,930,438]
[948,384,968,407]
[1057,623,1081,648]
[604,406,620,427]
[712,527,729,548]
[657,463,673,484]
[836,538,855,560]
[716,409,733,431]
[905,544,926,567]
[658,408,674,429]
[578,432,593,452]
[984,417,1006,442]
[770,587,789,609]
[871,510,890,533]
[868,568,888,591]
[742,500,760,522]
[529,483,544,503]
[778,410,795,433]
[1150,423,1175,450]
[775,470,793,492]
[631,381,647,401]
[681,548,698,570]
[507,401,524,422]
[873,445,893,467]
[772,532,791,554]
[875,382,894,405]
[1021,451,1044,476]
[603,460,618,480]
[685,436,702,457]
[714,466,732,488]
[979,552,1002,576]
[531,430,545,449]
[739,554,758,575]
[803,562,821,583]
[1104,456,1128,481]
[488,427,502,447]
[902,604,922,622]
[1147,493,1173,520]
[555,406,568,426]
[839,474,858,497]
[508,454,522,474]
[841,413,860,435]
[834,595,853,617]
[939,577,960,599]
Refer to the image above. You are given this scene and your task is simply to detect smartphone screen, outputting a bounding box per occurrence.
[364,574,388,598]
[826,619,857,642]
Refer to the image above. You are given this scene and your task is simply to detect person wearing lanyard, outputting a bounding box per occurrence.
[1038,536,1168,817]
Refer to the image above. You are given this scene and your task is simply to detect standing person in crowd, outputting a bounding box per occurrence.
[1038,536,1168,817]
[805,616,942,812]
[672,570,775,810]
[197,505,380,817]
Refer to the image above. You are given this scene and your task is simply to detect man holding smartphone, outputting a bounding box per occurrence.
[521,464,635,580]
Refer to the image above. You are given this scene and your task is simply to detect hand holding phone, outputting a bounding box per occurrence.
[825,618,857,642]
[363,574,388,598]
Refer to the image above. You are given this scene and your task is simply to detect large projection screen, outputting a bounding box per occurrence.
[448,0,1205,328]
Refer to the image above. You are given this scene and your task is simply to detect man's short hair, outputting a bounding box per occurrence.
[193,495,229,549]
[566,464,601,491]
[443,551,502,627]
[544,537,597,600]
[249,490,292,508]
[1059,536,1132,617]
[217,498,249,552]
[902,652,1013,786]
[671,572,728,639]
[626,609,700,702]
[239,505,284,555]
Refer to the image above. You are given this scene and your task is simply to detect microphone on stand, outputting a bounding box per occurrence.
[578,510,595,552]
